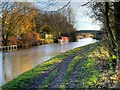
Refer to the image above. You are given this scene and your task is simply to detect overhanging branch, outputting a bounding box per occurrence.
[54,0,71,12]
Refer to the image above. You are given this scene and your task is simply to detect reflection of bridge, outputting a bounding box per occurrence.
[75,30,104,40]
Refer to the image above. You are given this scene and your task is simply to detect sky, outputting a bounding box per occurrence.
[68,1,100,30]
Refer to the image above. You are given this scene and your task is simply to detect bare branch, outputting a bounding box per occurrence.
[39,1,58,10]
[82,2,90,7]
[54,0,71,12]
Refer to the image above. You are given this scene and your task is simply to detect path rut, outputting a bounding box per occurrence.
[47,46,91,88]
[23,45,92,89]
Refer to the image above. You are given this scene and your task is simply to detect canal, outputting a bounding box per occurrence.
[0,38,98,86]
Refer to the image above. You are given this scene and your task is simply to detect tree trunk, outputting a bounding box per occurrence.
[114,2,120,71]
[104,2,115,53]
[104,2,117,70]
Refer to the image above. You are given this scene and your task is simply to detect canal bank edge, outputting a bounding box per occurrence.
[2,42,118,89]
[1,43,94,88]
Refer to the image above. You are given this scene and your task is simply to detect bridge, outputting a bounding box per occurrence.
[75,30,101,34]
[75,30,104,40]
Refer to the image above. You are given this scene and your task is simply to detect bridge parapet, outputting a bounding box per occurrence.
[75,30,104,40]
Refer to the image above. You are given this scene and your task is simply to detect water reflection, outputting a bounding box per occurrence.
[1,38,97,86]
[0,52,3,86]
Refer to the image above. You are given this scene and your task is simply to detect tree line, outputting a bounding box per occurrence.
[1,2,76,47]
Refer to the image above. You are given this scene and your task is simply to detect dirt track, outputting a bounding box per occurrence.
[24,45,92,89]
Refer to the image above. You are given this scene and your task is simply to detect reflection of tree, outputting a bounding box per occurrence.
[2,52,6,84]
[60,44,64,53]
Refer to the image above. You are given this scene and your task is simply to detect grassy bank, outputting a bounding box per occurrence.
[60,43,118,88]
[2,42,119,89]
[2,43,87,89]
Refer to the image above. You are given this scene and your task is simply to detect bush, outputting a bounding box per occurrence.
[7,36,17,46]
[40,39,54,44]
[20,32,40,47]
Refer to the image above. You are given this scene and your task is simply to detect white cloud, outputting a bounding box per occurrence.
[76,16,92,22]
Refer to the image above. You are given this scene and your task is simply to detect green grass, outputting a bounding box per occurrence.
[60,55,82,88]
[60,43,102,88]
[73,46,102,88]
[2,43,89,89]
[2,57,63,89]
[78,58,100,88]
[2,43,110,89]
[2,41,113,90]
[39,68,58,88]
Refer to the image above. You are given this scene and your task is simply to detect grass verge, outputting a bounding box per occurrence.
[39,68,58,88]
[60,43,118,88]
[2,43,89,89]
[60,55,82,88]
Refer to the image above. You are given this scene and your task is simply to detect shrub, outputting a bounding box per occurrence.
[20,32,40,47]
[7,36,17,46]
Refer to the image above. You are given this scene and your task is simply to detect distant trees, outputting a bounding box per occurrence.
[34,8,76,42]
[47,12,76,41]
[1,2,76,47]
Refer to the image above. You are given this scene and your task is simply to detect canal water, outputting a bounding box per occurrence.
[0,38,97,86]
